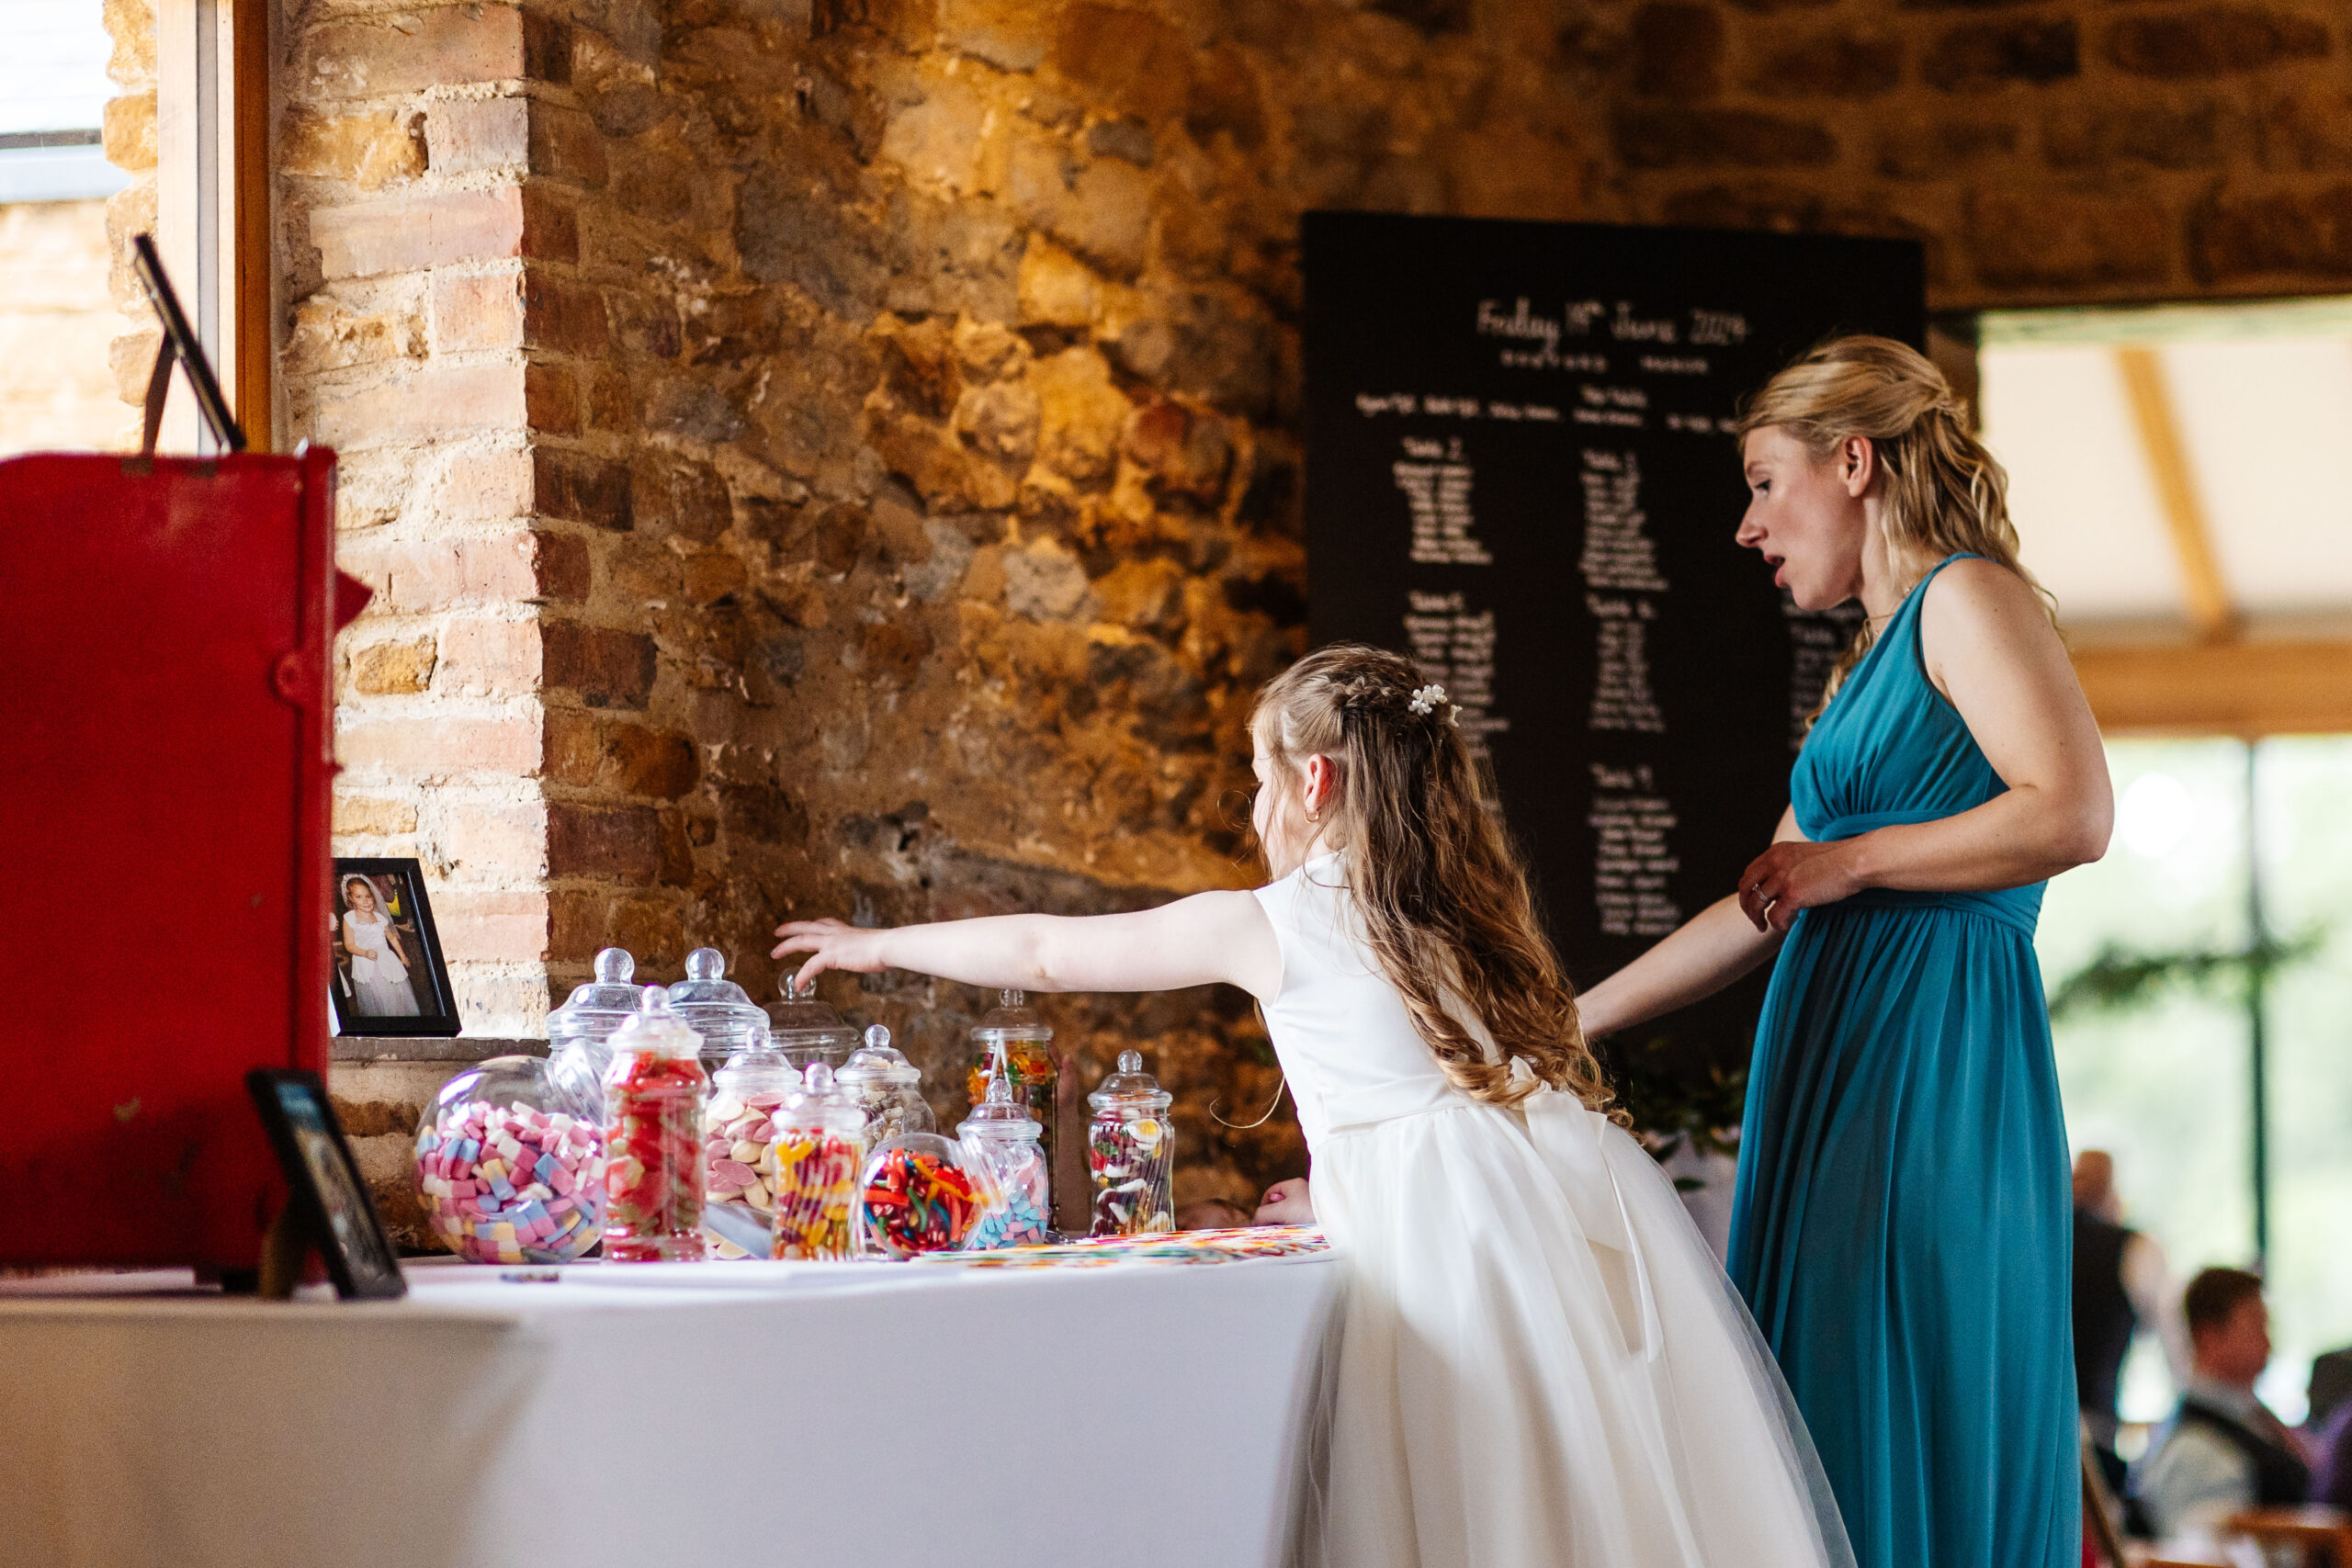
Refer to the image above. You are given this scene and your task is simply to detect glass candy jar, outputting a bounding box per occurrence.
[838,1024,934,1149]
[414,1055,605,1264]
[702,1046,801,1258]
[858,1132,980,1258]
[547,947,643,1121]
[766,1063,865,1260]
[1087,1051,1175,1237]
[601,987,708,1263]
[767,970,859,1073]
[957,1055,1049,1249]
[967,989,1059,1225]
[669,947,772,1076]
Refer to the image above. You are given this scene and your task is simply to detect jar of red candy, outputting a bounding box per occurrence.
[702,1045,800,1258]
[858,1132,979,1258]
[766,1062,865,1260]
[547,947,642,1122]
[414,1055,605,1264]
[600,987,709,1263]
[957,1051,1049,1249]
[668,947,772,1076]
[766,970,859,1073]
[1086,1050,1175,1237]
[838,1024,935,1149]
[967,989,1059,1225]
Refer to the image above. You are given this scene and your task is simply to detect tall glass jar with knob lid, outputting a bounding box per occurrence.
[766,1062,865,1260]
[667,947,771,1076]
[838,1023,934,1149]
[702,1045,799,1258]
[547,947,642,1121]
[968,989,1059,1226]
[958,1048,1049,1249]
[601,987,708,1262]
[767,970,859,1073]
[1086,1050,1175,1237]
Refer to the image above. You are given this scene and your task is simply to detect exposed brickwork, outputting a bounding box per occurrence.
[96,0,2352,1211]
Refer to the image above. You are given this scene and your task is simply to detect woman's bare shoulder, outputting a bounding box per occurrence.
[1919,556,2055,642]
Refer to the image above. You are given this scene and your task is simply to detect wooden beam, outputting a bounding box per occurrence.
[2113,346,2234,641]
[231,0,272,450]
[2074,638,2352,736]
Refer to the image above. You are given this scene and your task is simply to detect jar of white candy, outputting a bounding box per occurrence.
[766,970,858,1072]
[701,1045,800,1258]
[837,1024,934,1148]
[414,1055,605,1264]
[668,947,773,1075]
[547,947,643,1121]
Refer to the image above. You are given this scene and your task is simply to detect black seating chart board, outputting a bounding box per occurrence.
[1303,214,1925,1083]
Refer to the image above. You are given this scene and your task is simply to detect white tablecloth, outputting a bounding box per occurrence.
[0,1252,1345,1568]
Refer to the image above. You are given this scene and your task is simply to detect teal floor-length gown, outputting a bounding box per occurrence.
[1729,554,2078,1568]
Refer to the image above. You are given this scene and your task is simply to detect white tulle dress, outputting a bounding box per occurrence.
[1256,853,1854,1568]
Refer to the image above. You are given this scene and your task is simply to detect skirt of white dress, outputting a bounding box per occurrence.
[1292,1091,1855,1568]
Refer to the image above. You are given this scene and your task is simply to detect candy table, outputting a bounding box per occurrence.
[0,1249,1343,1568]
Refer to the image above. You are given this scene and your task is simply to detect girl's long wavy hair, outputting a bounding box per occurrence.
[1251,644,1614,1114]
[1737,334,2047,710]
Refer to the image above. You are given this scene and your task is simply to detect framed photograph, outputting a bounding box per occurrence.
[244,1069,407,1300]
[329,857,460,1036]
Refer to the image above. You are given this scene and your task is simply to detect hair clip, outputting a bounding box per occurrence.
[1408,682,1449,716]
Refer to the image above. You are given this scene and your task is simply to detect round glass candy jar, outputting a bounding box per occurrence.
[702,1046,800,1258]
[838,1024,934,1149]
[767,970,858,1073]
[1086,1051,1175,1237]
[766,1063,865,1260]
[601,987,709,1263]
[967,989,1058,1223]
[669,947,772,1075]
[414,1055,605,1264]
[957,1064,1049,1249]
[546,947,642,1120]
[858,1132,980,1258]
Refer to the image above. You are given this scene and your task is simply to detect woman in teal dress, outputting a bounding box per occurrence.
[1578,336,2114,1568]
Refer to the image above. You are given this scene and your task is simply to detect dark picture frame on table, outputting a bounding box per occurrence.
[245,1069,408,1300]
[329,857,460,1036]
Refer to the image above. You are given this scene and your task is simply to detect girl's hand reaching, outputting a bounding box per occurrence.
[1254,1178,1315,1225]
[772,919,893,984]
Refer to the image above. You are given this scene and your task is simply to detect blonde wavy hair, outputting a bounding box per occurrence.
[1737,334,2047,707]
[1252,644,1615,1115]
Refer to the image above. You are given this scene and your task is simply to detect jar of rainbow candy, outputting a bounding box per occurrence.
[957,1051,1049,1250]
[601,987,708,1263]
[765,1062,864,1260]
[1086,1051,1175,1238]
[413,1055,605,1264]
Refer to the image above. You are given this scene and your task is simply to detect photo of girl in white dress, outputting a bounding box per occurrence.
[339,874,420,1017]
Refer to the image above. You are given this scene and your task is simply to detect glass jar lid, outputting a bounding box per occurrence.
[775,1061,863,1134]
[768,969,861,1055]
[971,987,1052,1045]
[608,986,703,1059]
[548,947,642,1045]
[1088,1049,1170,1113]
[957,1055,1042,1142]
[837,1024,922,1091]
[667,948,769,1055]
[713,1043,800,1100]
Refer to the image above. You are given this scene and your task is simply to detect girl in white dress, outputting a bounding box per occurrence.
[342,875,420,1017]
[775,644,1852,1568]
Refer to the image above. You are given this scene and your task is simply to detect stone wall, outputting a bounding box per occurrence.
[97,0,2352,1218]
[0,200,136,458]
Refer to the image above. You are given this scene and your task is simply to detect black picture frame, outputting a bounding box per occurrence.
[329,857,461,1037]
[244,1069,408,1300]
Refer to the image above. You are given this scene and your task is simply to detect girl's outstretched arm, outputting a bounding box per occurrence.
[774,890,1282,1002]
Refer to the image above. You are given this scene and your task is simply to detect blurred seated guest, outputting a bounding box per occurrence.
[2307,1346,2352,1436]
[2074,1149,2193,1495]
[2302,1348,2352,1513]
[2130,1268,2309,1539]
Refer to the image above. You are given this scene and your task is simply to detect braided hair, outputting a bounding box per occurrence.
[1736,334,2052,715]
[1251,644,1616,1115]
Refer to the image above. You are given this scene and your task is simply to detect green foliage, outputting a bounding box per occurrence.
[1602,1032,1747,1164]
[2047,929,2324,1023]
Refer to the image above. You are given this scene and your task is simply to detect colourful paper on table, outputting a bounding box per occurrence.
[914,1224,1329,1269]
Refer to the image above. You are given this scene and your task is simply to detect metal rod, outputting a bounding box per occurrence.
[2247,740,2270,1267]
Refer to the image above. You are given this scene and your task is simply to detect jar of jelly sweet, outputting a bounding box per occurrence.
[600,987,708,1263]
[857,1132,979,1258]
[838,1024,935,1149]
[968,989,1059,1226]
[1086,1050,1175,1237]
[702,1045,800,1258]
[547,947,643,1121]
[766,1062,865,1261]
[957,1051,1049,1249]
[414,1055,605,1264]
